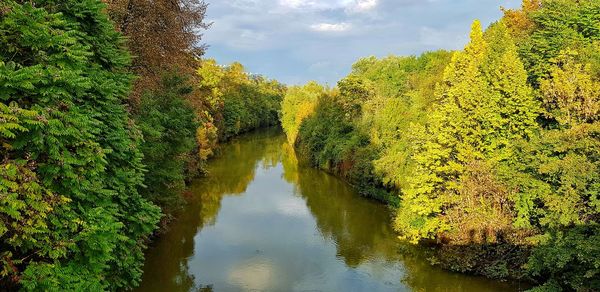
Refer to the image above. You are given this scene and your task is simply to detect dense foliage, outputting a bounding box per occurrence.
[0,0,160,289]
[103,0,209,100]
[288,52,453,205]
[101,0,214,220]
[102,0,282,222]
[281,0,600,289]
[0,0,283,290]
[197,60,285,141]
[134,74,199,215]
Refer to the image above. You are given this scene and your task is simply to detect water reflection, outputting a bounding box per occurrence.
[136,128,521,291]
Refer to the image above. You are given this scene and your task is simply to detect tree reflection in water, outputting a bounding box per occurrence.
[136,128,521,292]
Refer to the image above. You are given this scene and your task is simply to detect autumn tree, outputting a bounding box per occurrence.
[395,21,539,244]
[197,59,285,142]
[501,0,541,40]
[101,0,214,217]
[103,0,210,100]
[281,82,328,144]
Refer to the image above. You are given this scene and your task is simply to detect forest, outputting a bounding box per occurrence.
[1,0,599,291]
[282,0,600,290]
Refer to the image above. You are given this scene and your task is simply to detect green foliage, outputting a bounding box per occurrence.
[500,3,600,289]
[503,52,600,291]
[280,82,327,144]
[296,94,395,204]
[197,60,285,141]
[135,74,199,214]
[396,20,539,243]
[282,52,452,206]
[281,1,600,290]
[515,0,600,85]
[362,51,453,190]
[336,75,375,117]
[297,95,362,169]
[540,50,600,126]
[527,225,600,291]
[0,0,160,289]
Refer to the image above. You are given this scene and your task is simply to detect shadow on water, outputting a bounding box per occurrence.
[136,128,525,291]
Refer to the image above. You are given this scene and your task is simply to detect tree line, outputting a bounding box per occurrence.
[281,0,600,290]
[0,0,283,290]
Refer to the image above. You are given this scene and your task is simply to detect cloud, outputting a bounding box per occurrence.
[310,22,352,32]
[278,0,377,12]
[202,0,523,85]
[279,0,342,10]
[346,0,378,13]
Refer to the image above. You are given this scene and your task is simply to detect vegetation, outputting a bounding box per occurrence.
[103,0,210,101]
[134,74,199,215]
[2,0,598,289]
[197,60,285,141]
[0,0,283,289]
[0,1,160,289]
[281,0,600,290]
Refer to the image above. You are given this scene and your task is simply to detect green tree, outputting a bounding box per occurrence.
[511,0,600,85]
[135,74,199,214]
[363,51,453,190]
[197,60,285,141]
[280,82,327,144]
[395,21,539,243]
[504,50,600,290]
[540,50,600,126]
[0,0,160,289]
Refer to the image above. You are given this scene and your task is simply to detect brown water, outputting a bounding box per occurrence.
[136,128,525,292]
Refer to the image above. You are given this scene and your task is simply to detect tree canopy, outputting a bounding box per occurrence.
[280,0,600,289]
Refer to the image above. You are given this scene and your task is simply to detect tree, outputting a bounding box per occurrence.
[0,1,160,289]
[135,74,199,215]
[280,82,327,144]
[363,51,453,190]
[507,0,600,85]
[540,50,600,126]
[197,60,285,141]
[501,0,541,41]
[336,75,375,118]
[103,0,210,100]
[395,21,539,244]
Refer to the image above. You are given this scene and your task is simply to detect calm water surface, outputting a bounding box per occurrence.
[137,128,524,292]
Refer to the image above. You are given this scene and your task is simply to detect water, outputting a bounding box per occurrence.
[136,128,523,292]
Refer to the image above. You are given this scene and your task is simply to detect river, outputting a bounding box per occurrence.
[136,128,524,292]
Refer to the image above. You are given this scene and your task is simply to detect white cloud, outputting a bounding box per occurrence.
[203,0,524,84]
[346,0,378,13]
[278,0,308,8]
[278,0,378,13]
[310,22,352,32]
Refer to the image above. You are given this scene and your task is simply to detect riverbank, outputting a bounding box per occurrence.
[136,129,524,291]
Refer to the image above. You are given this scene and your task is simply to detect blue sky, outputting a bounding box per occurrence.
[202,0,522,85]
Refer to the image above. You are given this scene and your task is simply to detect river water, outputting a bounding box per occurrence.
[136,128,523,292]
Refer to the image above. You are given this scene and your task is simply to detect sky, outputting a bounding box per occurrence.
[202,0,522,85]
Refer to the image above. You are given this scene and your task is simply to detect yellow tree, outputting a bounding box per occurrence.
[281,82,328,144]
[395,21,539,244]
